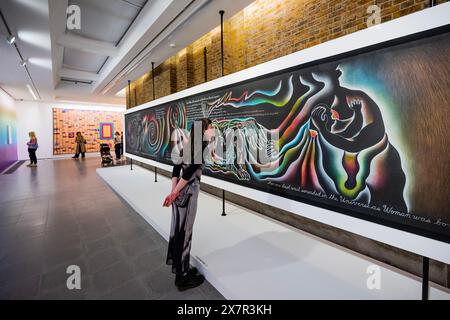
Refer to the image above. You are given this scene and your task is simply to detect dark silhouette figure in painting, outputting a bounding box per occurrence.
[309,65,407,212]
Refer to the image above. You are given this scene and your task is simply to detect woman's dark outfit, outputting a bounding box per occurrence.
[167,162,202,276]
[73,136,86,158]
[114,135,121,159]
[119,135,124,157]
[27,139,38,164]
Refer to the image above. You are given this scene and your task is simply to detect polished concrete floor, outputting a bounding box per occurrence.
[0,157,224,300]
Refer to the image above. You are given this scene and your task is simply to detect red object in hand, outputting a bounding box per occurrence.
[163,196,171,207]
[163,192,178,207]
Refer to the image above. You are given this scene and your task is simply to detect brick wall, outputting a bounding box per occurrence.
[126,0,447,108]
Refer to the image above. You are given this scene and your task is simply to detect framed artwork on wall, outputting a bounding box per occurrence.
[100,122,114,140]
[52,109,123,155]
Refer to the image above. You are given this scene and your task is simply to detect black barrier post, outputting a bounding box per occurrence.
[151,64,157,182]
[203,47,208,82]
[127,80,131,108]
[219,10,226,217]
[151,62,156,100]
[219,10,225,77]
[221,190,226,216]
[422,256,429,300]
[127,79,132,171]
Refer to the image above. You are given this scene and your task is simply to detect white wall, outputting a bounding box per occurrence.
[16,101,125,160]
[0,88,15,111]
[16,101,53,160]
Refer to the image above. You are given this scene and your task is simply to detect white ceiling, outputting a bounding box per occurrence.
[62,0,146,76]
[0,0,255,106]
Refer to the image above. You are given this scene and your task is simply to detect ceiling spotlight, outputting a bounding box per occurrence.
[169,43,176,48]
[7,35,16,45]
[20,59,27,67]
[26,84,38,100]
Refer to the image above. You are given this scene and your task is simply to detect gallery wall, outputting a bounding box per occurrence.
[15,101,124,160]
[0,89,17,172]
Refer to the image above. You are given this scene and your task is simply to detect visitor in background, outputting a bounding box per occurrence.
[114,131,121,160]
[72,132,87,159]
[163,118,214,291]
[120,131,124,158]
[26,131,38,167]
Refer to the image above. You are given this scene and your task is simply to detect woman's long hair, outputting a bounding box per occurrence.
[28,131,36,139]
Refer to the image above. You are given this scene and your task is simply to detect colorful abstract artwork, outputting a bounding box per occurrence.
[125,29,450,242]
[53,109,123,154]
[100,123,114,140]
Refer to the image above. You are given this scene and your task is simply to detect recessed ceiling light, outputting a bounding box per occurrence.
[7,35,16,45]
[169,43,176,48]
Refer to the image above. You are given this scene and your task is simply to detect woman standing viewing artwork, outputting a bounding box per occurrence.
[72,132,87,159]
[26,131,38,167]
[163,118,214,291]
[114,131,121,160]
[120,131,124,158]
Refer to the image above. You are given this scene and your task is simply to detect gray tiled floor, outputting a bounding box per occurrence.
[0,157,224,300]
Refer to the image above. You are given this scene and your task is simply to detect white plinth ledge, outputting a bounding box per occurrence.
[97,165,450,300]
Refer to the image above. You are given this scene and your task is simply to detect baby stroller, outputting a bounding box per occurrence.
[100,143,114,167]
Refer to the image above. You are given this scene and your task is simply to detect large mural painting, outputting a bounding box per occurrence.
[53,108,123,155]
[125,28,450,242]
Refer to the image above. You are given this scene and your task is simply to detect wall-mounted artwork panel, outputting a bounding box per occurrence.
[53,109,123,155]
[125,25,450,243]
